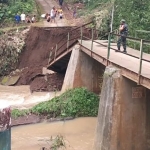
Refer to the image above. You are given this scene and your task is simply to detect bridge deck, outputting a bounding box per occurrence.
[79,40,150,87]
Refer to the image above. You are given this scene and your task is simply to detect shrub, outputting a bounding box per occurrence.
[31,87,100,118]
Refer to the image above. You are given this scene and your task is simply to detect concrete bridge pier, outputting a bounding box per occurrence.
[94,65,150,150]
[62,45,105,94]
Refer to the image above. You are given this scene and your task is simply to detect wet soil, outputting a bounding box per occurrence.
[30,73,65,92]
[16,27,72,92]
[11,114,41,126]
[15,26,92,92]
[11,113,74,127]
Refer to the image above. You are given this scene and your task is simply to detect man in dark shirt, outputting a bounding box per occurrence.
[15,14,21,24]
[59,0,63,6]
[117,19,128,53]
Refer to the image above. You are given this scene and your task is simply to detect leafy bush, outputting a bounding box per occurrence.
[79,0,150,52]
[0,0,35,26]
[31,87,100,118]
[11,109,30,119]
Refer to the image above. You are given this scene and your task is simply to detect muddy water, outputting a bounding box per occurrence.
[12,117,97,150]
[0,85,61,109]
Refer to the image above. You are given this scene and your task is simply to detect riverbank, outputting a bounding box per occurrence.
[11,87,99,127]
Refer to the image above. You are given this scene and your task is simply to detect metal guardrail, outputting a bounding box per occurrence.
[105,32,150,85]
[48,21,95,64]
[48,21,150,85]
[80,26,150,85]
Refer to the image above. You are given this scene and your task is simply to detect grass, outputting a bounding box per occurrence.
[11,87,100,119]
[0,25,29,33]
[11,109,30,119]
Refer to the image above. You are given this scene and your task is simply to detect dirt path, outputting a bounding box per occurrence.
[35,0,76,27]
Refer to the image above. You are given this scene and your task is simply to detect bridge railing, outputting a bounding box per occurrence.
[48,21,150,85]
[48,21,96,64]
[108,33,150,84]
[80,27,150,85]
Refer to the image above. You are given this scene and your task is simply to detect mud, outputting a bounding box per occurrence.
[30,73,65,92]
[15,26,92,92]
[18,27,72,69]
[16,27,72,92]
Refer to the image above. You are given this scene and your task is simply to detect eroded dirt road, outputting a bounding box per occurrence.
[35,0,76,27]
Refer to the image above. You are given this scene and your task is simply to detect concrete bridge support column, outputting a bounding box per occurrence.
[62,45,105,94]
[0,103,11,150]
[94,65,147,150]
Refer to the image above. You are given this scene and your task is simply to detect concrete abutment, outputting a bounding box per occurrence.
[94,65,150,150]
[62,45,105,94]
[61,44,150,149]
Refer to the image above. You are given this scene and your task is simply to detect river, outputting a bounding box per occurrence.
[12,117,97,150]
[0,85,97,149]
[0,85,60,109]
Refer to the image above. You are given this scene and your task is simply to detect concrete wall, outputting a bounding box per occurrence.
[146,90,150,150]
[95,65,149,150]
[62,45,105,94]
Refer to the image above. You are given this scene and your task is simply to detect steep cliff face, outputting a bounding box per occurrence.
[0,27,29,76]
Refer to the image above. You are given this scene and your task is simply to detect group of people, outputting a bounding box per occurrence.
[15,13,36,24]
[41,6,64,23]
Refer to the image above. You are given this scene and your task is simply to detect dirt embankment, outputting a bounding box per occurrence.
[14,26,93,92]
[18,27,72,69]
[16,27,73,92]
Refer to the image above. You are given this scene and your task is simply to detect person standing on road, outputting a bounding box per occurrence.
[50,7,56,23]
[117,19,128,53]
[73,7,77,19]
[15,13,21,24]
[31,15,36,23]
[59,0,63,6]
[20,12,26,23]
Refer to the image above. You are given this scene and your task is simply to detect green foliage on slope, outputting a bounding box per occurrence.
[78,0,150,52]
[0,0,35,27]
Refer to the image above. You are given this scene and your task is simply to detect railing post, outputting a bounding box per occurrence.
[107,33,111,66]
[67,32,70,50]
[54,44,58,60]
[80,26,83,44]
[48,51,52,64]
[116,30,119,42]
[138,39,143,85]
[134,31,137,50]
[91,28,94,57]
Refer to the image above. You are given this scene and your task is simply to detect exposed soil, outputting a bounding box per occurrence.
[15,25,93,92]
[11,114,74,127]
[11,114,41,126]
[16,27,72,92]
[30,73,65,92]
[18,27,72,69]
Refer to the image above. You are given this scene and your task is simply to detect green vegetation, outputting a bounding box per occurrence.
[76,0,150,52]
[11,87,100,119]
[0,27,27,76]
[0,0,36,27]
[39,135,66,150]
[50,135,66,150]
[11,109,30,119]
